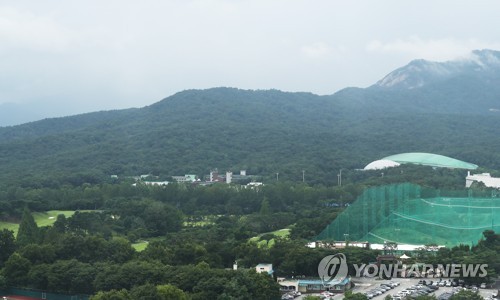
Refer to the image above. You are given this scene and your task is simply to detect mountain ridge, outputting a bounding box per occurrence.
[373,49,500,90]
[0,50,499,185]
[1,49,500,129]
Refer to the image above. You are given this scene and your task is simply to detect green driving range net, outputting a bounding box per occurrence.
[316,183,500,247]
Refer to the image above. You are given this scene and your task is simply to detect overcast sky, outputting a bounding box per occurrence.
[1,1,500,125]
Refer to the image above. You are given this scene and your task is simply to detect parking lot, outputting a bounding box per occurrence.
[351,278,497,300]
[294,278,498,300]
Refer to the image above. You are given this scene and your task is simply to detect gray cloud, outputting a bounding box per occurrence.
[0,0,499,125]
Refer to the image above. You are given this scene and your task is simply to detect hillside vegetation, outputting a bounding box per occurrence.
[0,50,499,187]
[0,87,499,188]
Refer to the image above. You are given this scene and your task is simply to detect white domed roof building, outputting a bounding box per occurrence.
[363,159,401,170]
[363,152,478,171]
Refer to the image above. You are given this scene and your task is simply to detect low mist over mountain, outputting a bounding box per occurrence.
[0,50,499,186]
[334,49,500,115]
[374,49,500,90]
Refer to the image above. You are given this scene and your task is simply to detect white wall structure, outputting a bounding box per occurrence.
[133,181,169,186]
[172,174,197,183]
[466,172,500,188]
[226,171,232,184]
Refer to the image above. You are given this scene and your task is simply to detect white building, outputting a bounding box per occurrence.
[363,159,401,170]
[226,171,232,184]
[466,172,500,188]
[255,263,273,275]
[133,181,169,186]
[210,169,219,182]
[245,182,263,189]
[172,174,197,183]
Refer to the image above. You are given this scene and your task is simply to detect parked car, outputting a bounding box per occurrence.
[370,290,382,296]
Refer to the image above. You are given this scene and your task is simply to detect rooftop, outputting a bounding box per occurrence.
[382,152,478,170]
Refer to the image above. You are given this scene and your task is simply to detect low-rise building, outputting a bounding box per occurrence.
[278,277,352,293]
[245,182,263,189]
[255,263,274,276]
[466,172,500,188]
[135,181,169,186]
[172,174,197,183]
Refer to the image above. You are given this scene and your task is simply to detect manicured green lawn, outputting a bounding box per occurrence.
[249,228,290,241]
[132,240,149,252]
[32,210,79,227]
[0,221,20,236]
[249,228,291,248]
[0,210,95,236]
[270,228,291,237]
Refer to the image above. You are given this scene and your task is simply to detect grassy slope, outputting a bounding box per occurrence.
[0,210,90,236]
[249,228,291,248]
[1,210,195,253]
[131,241,149,251]
[1,210,152,253]
[0,221,19,236]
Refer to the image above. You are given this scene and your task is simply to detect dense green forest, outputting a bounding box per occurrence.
[0,87,499,188]
[0,173,499,298]
[1,59,500,298]
[1,51,499,186]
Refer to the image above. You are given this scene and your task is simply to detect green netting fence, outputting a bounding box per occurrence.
[315,183,500,247]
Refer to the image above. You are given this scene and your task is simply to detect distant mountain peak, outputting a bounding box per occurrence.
[373,49,500,90]
[468,49,500,68]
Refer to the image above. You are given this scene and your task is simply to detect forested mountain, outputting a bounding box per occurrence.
[374,49,500,90]
[336,49,500,114]
[0,50,499,187]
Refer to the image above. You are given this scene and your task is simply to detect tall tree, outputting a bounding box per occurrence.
[260,198,271,215]
[344,291,369,300]
[157,284,189,300]
[3,252,32,286]
[16,207,40,246]
[90,289,131,300]
[0,229,16,266]
[449,290,483,300]
[129,284,160,300]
